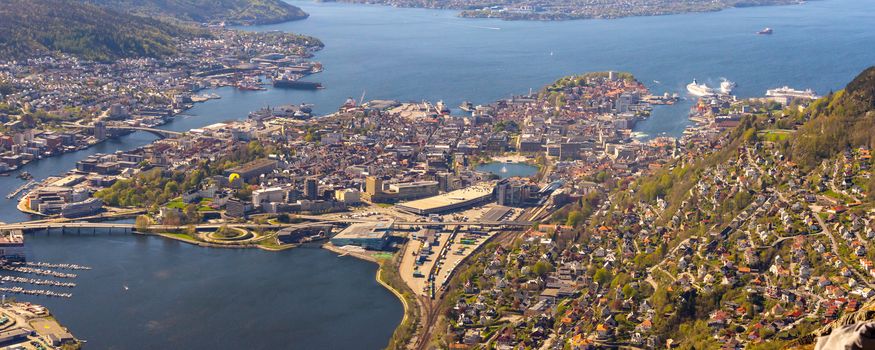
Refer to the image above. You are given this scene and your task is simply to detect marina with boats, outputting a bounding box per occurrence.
[0,261,91,299]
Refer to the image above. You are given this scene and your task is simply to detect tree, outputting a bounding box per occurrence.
[594,268,612,286]
[622,284,637,299]
[134,215,151,232]
[532,260,553,277]
[183,203,200,224]
[566,211,584,227]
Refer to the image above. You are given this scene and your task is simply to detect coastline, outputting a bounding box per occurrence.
[332,0,804,21]
[322,242,415,349]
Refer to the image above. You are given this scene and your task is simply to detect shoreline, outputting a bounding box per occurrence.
[322,242,413,348]
[330,0,804,22]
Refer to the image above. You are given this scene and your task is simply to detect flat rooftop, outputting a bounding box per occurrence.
[396,183,495,213]
[334,220,394,240]
[390,181,439,189]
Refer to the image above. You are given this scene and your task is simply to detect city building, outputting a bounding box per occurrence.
[396,183,496,215]
[334,188,362,204]
[224,158,278,182]
[304,178,319,200]
[60,198,103,218]
[0,230,25,262]
[330,220,394,250]
[252,186,288,208]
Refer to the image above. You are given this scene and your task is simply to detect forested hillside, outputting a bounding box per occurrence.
[790,67,875,170]
[0,0,202,61]
[86,0,309,24]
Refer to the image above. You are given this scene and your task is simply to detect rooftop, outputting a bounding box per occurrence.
[396,183,495,213]
[333,220,394,240]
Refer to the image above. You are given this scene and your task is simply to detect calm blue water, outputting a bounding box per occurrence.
[218,0,875,138]
[477,162,539,179]
[21,233,402,350]
[1,1,874,348]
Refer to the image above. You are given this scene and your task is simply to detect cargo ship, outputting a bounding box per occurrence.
[757,27,773,35]
[273,72,323,90]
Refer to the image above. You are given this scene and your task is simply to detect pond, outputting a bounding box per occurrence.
[476,162,539,179]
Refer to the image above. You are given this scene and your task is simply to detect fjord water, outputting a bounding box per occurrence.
[1,0,874,348]
[24,233,402,349]
[244,0,875,138]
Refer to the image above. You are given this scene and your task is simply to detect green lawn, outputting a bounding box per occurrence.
[758,129,793,143]
[161,232,199,243]
[822,189,851,203]
[166,198,186,209]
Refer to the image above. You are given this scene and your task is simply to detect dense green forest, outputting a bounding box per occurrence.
[0,0,203,61]
[86,0,309,24]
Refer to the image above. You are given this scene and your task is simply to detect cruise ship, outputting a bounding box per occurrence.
[719,79,736,95]
[766,86,818,100]
[686,79,715,97]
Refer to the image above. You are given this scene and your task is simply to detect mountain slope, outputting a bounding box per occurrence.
[0,0,202,61]
[86,0,309,25]
[791,66,875,170]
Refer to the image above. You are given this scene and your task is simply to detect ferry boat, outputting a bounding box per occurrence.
[459,101,474,112]
[686,79,715,97]
[757,27,773,35]
[766,86,818,99]
[719,79,736,95]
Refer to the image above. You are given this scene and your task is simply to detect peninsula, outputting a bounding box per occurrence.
[332,0,805,21]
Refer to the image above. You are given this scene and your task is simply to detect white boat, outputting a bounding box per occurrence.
[720,79,736,95]
[766,86,818,100]
[686,79,715,97]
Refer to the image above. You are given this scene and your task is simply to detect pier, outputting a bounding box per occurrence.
[6,180,37,199]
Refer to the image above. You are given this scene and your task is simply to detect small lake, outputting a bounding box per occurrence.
[477,162,539,179]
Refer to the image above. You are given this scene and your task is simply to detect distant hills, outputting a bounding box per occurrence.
[0,0,310,61]
[0,0,203,61]
[85,0,309,25]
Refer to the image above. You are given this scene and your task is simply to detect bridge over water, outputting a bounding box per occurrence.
[0,219,532,233]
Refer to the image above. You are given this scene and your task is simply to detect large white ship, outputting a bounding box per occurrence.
[766,86,818,100]
[719,79,736,95]
[687,79,715,97]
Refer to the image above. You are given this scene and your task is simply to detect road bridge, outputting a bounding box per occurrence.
[0,218,533,234]
[393,220,533,228]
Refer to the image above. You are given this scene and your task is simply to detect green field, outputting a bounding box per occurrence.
[758,129,793,142]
